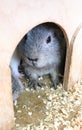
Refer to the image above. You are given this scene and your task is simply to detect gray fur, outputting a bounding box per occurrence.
[10,44,24,101]
[12,74,24,101]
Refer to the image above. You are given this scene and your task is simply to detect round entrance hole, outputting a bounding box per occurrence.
[10,22,69,129]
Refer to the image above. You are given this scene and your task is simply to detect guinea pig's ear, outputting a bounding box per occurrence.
[46,35,51,44]
[53,28,64,40]
[24,34,28,40]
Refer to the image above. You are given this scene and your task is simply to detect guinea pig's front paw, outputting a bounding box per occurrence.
[28,80,42,89]
[52,78,60,89]
[18,73,25,79]
[14,71,24,79]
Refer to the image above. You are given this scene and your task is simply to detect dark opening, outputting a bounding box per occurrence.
[10,22,68,129]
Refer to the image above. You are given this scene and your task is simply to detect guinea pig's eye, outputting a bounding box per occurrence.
[46,36,51,44]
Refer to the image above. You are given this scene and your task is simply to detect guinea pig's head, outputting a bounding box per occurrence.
[21,25,61,68]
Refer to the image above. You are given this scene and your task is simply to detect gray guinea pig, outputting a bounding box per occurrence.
[18,23,66,89]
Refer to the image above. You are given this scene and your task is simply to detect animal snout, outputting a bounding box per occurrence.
[27,57,38,62]
[27,57,38,66]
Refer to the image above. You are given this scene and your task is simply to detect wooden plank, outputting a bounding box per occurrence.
[64,24,82,89]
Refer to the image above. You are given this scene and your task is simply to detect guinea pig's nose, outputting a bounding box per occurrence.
[27,57,38,66]
[27,57,38,62]
[34,58,38,62]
